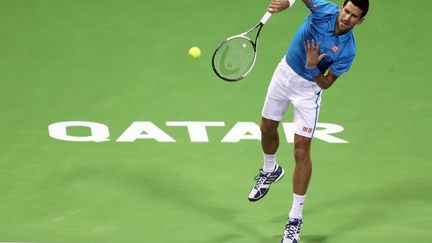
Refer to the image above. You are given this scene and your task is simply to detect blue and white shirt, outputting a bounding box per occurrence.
[286,0,356,81]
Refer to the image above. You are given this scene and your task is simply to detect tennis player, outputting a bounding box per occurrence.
[247,0,369,242]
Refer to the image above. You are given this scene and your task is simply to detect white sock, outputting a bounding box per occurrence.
[263,153,277,172]
[289,193,306,219]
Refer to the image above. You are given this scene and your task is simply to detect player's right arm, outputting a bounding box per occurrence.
[267,0,318,13]
[267,0,295,13]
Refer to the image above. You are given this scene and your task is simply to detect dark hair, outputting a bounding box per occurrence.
[343,0,369,18]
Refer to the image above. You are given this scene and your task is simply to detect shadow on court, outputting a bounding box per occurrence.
[129,166,272,242]
[288,175,432,241]
[270,234,329,243]
[210,233,244,243]
[301,235,330,243]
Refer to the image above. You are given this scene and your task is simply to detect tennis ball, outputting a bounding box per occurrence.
[188,47,201,59]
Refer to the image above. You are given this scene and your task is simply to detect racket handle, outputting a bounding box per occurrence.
[260,11,272,25]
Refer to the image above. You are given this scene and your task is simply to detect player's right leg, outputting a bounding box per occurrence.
[248,118,285,202]
[248,58,291,202]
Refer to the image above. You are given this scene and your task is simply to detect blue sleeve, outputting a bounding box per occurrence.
[307,0,339,21]
[330,55,354,77]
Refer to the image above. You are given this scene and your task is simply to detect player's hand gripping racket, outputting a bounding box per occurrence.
[212,11,272,82]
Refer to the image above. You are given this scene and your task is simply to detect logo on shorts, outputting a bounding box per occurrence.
[303,127,313,133]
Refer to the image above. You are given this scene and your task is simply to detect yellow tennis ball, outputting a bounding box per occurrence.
[188,47,201,59]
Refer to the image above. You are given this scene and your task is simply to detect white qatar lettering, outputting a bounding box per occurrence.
[166,121,225,142]
[221,122,261,142]
[282,123,348,143]
[116,122,175,142]
[313,123,348,143]
[48,121,348,143]
[48,121,110,142]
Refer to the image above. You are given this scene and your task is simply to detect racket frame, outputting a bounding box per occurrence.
[212,12,272,82]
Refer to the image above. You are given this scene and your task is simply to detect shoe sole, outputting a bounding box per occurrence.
[248,168,285,202]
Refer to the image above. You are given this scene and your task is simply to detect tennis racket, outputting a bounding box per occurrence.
[212,11,272,82]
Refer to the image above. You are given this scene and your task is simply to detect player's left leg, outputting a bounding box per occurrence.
[281,76,322,243]
[292,134,313,196]
[281,134,311,243]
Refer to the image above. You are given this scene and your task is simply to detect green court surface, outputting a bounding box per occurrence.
[1,0,431,242]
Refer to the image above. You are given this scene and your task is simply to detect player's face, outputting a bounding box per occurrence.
[336,1,364,34]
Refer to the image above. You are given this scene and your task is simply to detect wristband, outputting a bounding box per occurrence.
[306,65,321,78]
[288,0,296,8]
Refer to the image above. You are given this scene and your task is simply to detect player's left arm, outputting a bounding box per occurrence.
[304,39,339,89]
[313,69,338,89]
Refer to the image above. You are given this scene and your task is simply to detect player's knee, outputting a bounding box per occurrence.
[260,123,277,137]
[294,147,310,164]
[260,118,279,137]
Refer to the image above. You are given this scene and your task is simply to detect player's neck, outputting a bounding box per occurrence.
[334,23,351,36]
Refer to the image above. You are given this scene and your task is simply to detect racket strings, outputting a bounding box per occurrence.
[213,38,255,80]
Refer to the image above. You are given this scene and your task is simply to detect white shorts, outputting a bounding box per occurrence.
[262,58,323,138]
